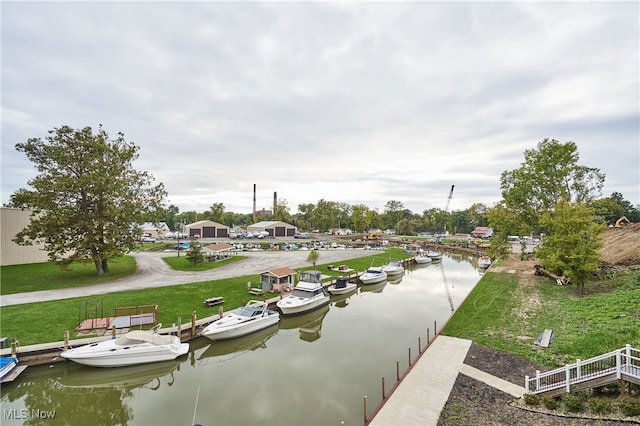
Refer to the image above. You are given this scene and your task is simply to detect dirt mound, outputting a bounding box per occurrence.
[600,222,640,265]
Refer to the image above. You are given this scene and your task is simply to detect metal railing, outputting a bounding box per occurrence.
[525,344,640,394]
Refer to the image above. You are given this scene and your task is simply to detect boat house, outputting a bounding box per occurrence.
[247,221,297,238]
[259,267,297,292]
[185,220,230,239]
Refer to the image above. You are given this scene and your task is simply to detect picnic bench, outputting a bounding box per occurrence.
[204,296,225,307]
[249,288,265,296]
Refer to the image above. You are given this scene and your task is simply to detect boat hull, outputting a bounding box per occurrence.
[277,295,330,315]
[327,282,357,295]
[0,357,18,380]
[61,339,189,368]
[415,256,432,264]
[202,314,280,341]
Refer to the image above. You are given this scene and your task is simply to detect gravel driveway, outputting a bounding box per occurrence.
[1,249,376,307]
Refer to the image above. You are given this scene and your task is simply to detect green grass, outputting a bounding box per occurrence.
[442,269,640,366]
[0,257,137,295]
[163,255,243,271]
[0,248,411,346]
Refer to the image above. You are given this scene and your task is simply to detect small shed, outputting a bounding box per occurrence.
[471,227,494,239]
[259,267,297,292]
[185,220,230,238]
[248,221,297,238]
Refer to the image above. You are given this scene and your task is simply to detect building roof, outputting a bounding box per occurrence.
[251,221,286,228]
[186,220,228,228]
[203,243,233,252]
[260,266,297,278]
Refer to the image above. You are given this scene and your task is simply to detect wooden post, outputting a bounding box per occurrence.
[382,376,386,399]
[434,320,437,335]
[11,337,17,357]
[191,312,197,339]
[427,327,430,344]
[396,360,400,381]
[408,347,412,366]
[218,306,224,318]
[363,395,368,423]
[111,325,116,339]
[64,331,69,350]
[418,336,422,352]
[178,316,182,339]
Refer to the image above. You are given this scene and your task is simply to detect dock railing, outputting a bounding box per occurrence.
[525,344,640,395]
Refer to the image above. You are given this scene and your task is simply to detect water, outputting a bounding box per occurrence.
[1,254,482,426]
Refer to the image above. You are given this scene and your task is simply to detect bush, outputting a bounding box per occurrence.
[562,392,585,413]
[618,395,640,417]
[587,397,613,415]
[541,395,560,410]
[523,393,540,406]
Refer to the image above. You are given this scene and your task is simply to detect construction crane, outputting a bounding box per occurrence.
[445,184,455,215]
[438,185,455,240]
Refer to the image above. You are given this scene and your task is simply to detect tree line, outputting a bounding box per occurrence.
[9,126,639,285]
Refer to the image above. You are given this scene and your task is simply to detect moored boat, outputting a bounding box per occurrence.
[359,267,387,285]
[60,324,189,367]
[478,255,492,269]
[426,250,443,261]
[0,356,19,381]
[327,276,357,295]
[276,270,330,315]
[201,300,280,341]
[414,254,432,264]
[382,260,404,276]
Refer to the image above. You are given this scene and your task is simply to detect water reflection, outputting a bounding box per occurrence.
[196,324,279,361]
[330,288,357,308]
[359,280,387,293]
[56,361,179,390]
[279,304,330,342]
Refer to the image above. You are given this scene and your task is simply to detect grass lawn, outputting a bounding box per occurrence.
[0,257,137,295]
[0,248,411,346]
[442,268,640,367]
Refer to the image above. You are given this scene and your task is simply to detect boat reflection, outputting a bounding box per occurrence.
[197,324,278,361]
[330,287,358,308]
[279,304,330,343]
[358,280,387,294]
[388,275,403,285]
[56,360,180,390]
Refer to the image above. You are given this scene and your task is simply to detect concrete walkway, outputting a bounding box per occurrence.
[368,335,525,426]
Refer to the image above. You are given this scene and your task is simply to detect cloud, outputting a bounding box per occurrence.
[2,2,638,215]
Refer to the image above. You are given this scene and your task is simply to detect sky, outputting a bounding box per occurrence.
[2,1,639,216]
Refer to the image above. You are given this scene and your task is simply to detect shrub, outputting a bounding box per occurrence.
[523,393,540,406]
[618,395,640,417]
[562,392,585,413]
[587,398,613,415]
[541,395,560,410]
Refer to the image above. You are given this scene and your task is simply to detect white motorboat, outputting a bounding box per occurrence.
[359,267,387,285]
[427,250,443,261]
[60,324,189,367]
[201,300,280,341]
[276,270,330,315]
[478,255,492,269]
[382,260,404,276]
[327,276,357,295]
[414,255,432,264]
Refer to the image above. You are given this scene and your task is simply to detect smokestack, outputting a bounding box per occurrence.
[273,191,277,215]
[253,184,256,223]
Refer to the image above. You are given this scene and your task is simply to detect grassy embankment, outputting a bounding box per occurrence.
[442,261,640,367]
[0,248,406,346]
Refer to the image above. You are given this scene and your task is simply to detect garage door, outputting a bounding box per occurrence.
[217,228,228,237]
[202,227,216,238]
[274,227,285,237]
[286,228,296,236]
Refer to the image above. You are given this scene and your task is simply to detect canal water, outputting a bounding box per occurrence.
[1,254,483,426]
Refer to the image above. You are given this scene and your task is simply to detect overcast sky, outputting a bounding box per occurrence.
[2,1,638,216]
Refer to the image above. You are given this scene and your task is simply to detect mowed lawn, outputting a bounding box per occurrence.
[442,268,640,367]
[0,249,408,346]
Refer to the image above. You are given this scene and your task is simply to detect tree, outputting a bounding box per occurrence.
[536,201,606,295]
[10,125,166,276]
[383,200,404,230]
[185,239,205,266]
[273,198,292,223]
[307,249,320,268]
[209,202,226,223]
[499,138,605,234]
[351,204,371,232]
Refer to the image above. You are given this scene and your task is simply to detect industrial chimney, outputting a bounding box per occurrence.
[273,191,277,216]
[253,184,256,223]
